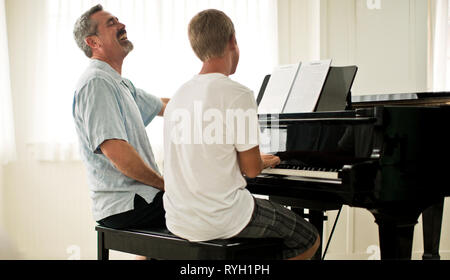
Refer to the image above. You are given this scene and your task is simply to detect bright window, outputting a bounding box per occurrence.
[29,0,278,162]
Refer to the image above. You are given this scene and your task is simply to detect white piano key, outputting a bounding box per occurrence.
[261,168,340,180]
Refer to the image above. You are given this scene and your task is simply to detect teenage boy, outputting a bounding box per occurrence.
[163,9,320,260]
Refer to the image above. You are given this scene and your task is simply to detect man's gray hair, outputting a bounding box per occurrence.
[73,4,103,58]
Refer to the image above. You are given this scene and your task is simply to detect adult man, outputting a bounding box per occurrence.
[72,5,168,229]
[163,9,320,260]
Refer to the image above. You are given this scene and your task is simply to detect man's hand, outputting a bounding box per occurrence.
[158,98,170,116]
[100,139,165,191]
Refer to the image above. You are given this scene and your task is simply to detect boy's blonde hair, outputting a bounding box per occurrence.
[188,9,235,62]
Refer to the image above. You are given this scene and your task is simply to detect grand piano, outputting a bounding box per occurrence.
[246,70,450,260]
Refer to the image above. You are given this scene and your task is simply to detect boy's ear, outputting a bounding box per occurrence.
[228,35,238,50]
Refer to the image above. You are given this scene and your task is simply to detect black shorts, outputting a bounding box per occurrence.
[97,191,166,229]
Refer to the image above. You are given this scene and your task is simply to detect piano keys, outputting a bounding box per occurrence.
[261,164,341,181]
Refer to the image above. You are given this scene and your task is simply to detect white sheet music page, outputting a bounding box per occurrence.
[258,63,300,114]
[282,59,332,113]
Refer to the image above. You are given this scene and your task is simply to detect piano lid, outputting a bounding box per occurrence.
[352,91,450,107]
[258,108,379,127]
[352,93,418,103]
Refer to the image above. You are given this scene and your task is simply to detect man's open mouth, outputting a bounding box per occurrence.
[117,30,128,41]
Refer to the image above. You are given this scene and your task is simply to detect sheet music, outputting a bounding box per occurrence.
[258,64,300,114]
[282,60,332,113]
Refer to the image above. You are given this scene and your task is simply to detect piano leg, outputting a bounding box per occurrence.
[292,208,325,260]
[422,199,444,260]
[370,207,421,260]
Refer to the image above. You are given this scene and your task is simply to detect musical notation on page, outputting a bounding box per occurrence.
[283,60,332,114]
[258,64,300,114]
[258,60,332,114]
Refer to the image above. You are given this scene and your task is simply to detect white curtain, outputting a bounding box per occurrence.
[0,0,16,165]
[277,0,320,64]
[428,0,449,91]
[28,0,278,164]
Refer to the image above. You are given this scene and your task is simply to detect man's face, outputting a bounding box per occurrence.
[90,10,134,58]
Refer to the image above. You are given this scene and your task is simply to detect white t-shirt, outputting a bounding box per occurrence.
[163,73,259,242]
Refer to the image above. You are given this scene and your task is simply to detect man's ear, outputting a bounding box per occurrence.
[85,36,100,50]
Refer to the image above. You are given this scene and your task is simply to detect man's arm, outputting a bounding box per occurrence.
[158,98,170,116]
[237,146,280,178]
[100,139,165,191]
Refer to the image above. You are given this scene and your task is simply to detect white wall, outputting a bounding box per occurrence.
[0,166,3,223]
[1,143,22,260]
[320,0,428,95]
[0,162,21,259]
[279,0,428,95]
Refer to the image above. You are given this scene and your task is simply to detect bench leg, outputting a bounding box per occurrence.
[97,231,109,260]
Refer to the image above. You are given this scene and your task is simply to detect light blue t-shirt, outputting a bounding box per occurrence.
[72,59,163,221]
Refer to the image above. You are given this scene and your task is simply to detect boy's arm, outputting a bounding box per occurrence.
[100,139,165,191]
[237,146,280,178]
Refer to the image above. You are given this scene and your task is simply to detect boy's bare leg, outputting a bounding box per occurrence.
[288,235,321,260]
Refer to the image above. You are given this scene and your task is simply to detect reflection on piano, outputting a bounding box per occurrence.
[247,91,450,260]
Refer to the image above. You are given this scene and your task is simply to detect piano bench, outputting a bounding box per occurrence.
[96,225,283,260]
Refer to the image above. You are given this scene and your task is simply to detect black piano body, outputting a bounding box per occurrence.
[246,92,450,260]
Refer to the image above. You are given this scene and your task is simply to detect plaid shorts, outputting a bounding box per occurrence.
[234,197,319,259]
